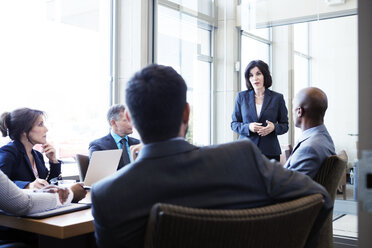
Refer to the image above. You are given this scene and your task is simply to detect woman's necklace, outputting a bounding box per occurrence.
[255,94,264,99]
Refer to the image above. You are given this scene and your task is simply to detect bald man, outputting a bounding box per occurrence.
[284,87,335,178]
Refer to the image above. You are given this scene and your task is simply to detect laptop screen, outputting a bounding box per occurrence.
[83,149,122,186]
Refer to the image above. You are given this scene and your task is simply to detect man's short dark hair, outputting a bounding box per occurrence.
[244,60,272,90]
[125,64,187,144]
[107,104,125,125]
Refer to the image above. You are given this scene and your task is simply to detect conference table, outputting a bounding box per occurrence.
[0,208,95,248]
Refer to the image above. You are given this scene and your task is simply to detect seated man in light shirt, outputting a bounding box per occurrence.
[284,87,336,178]
[0,169,87,215]
[89,104,140,170]
[0,169,87,244]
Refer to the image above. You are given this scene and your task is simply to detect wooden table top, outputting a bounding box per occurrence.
[0,208,94,239]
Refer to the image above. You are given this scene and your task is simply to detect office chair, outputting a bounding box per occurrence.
[144,194,324,248]
[75,154,90,182]
[314,154,347,248]
[337,150,348,200]
[280,144,293,165]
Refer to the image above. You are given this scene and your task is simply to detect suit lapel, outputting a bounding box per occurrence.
[247,90,258,122]
[285,141,302,168]
[33,151,43,177]
[128,137,140,146]
[23,152,36,179]
[285,135,311,168]
[15,141,36,180]
[105,134,118,149]
[258,89,273,121]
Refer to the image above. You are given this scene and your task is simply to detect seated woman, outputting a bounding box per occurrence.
[0,108,61,189]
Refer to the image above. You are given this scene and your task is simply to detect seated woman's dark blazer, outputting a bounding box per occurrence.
[0,140,61,188]
[231,89,289,157]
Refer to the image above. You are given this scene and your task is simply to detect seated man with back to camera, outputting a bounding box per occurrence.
[91,64,332,248]
[89,104,140,170]
[284,87,336,178]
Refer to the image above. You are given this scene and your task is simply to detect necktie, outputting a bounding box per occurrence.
[119,138,130,169]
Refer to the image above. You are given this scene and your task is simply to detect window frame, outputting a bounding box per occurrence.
[153,0,216,145]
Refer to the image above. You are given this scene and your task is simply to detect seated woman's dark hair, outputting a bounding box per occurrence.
[0,108,45,141]
[244,60,272,90]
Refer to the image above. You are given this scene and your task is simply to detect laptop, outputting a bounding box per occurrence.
[24,150,123,217]
[78,149,123,205]
[83,149,123,186]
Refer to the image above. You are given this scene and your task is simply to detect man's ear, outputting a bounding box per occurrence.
[297,107,304,117]
[178,103,190,138]
[124,109,132,124]
[182,103,190,124]
[110,118,116,127]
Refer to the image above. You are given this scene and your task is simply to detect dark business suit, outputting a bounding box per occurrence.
[231,89,289,157]
[0,140,61,189]
[89,133,140,169]
[91,138,332,248]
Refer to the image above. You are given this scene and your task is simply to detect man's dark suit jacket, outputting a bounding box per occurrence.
[89,133,140,169]
[91,138,332,248]
[231,89,289,157]
[0,140,61,188]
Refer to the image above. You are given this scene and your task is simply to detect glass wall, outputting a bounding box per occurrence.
[240,0,358,170]
[155,0,214,145]
[291,16,358,164]
[0,0,112,162]
[238,4,358,243]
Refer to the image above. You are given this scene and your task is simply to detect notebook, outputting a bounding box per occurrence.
[24,203,90,219]
[83,149,123,186]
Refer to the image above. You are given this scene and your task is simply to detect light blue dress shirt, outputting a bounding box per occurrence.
[111,130,131,162]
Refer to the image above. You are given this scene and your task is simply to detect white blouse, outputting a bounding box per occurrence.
[256,103,262,118]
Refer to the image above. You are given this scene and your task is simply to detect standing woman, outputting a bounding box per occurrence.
[0,108,61,189]
[231,60,288,161]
